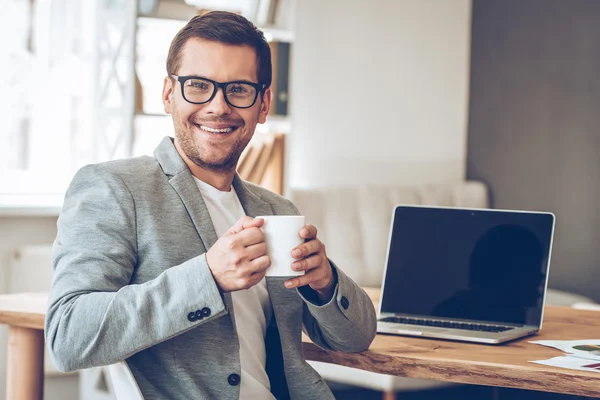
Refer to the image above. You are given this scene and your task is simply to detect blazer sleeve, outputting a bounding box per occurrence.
[298,262,378,353]
[45,164,227,372]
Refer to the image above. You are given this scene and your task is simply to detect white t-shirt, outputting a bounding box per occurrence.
[193,177,275,400]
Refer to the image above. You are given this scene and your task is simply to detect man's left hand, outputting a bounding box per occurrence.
[285,224,336,301]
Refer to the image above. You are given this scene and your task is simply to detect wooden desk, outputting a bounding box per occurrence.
[2,290,600,399]
[0,292,47,400]
[303,287,600,398]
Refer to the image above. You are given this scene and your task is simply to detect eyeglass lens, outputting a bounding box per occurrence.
[183,78,257,107]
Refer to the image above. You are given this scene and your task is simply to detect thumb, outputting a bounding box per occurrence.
[228,216,264,235]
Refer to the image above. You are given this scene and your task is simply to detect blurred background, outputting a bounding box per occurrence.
[0,0,598,399]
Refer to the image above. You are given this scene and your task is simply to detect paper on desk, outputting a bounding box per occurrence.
[529,339,600,372]
[530,339,600,361]
[532,355,600,372]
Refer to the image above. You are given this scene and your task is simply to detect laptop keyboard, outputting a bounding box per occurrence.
[379,316,514,332]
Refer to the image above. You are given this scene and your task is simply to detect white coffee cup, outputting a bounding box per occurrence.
[256,215,306,277]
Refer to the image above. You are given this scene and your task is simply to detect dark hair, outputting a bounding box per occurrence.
[166,11,271,88]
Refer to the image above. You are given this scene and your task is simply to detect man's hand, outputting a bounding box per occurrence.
[206,216,270,292]
[284,225,336,301]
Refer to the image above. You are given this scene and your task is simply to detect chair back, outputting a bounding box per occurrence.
[107,361,144,400]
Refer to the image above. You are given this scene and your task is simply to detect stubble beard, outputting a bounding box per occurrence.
[175,118,250,174]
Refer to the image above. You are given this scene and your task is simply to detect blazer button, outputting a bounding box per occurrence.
[228,373,241,386]
[202,307,211,317]
[195,310,204,320]
[187,312,196,322]
[340,296,350,310]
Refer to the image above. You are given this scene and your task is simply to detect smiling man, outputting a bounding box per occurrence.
[45,11,376,400]
[165,39,263,189]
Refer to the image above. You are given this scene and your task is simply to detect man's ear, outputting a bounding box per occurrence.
[162,77,174,114]
[258,87,271,124]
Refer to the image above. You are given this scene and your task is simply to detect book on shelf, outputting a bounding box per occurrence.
[238,141,264,180]
[258,133,285,195]
[247,134,275,183]
[268,41,290,116]
[236,145,255,179]
[236,133,285,195]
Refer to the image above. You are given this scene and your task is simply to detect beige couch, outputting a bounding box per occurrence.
[291,181,489,288]
[290,181,595,397]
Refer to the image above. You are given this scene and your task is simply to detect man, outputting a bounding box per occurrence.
[45,11,376,400]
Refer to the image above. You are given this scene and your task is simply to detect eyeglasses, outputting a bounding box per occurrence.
[171,75,266,109]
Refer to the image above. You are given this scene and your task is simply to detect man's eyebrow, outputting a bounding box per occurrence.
[179,74,259,84]
[230,79,260,85]
[178,74,210,80]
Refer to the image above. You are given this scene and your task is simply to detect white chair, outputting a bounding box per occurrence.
[106,361,144,400]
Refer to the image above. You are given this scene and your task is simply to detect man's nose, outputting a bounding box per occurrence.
[204,88,232,115]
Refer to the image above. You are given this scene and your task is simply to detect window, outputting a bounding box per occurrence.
[0,0,135,195]
[0,0,291,197]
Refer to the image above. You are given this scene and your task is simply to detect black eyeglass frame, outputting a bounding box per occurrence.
[171,75,266,109]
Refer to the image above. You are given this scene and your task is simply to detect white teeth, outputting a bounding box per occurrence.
[199,125,234,133]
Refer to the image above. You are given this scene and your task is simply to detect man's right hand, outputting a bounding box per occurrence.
[206,216,270,292]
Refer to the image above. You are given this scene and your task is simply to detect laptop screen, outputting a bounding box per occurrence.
[380,206,554,326]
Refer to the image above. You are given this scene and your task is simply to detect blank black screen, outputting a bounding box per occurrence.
[380,207,554,326]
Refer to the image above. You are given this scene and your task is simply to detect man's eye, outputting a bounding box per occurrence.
[185,79,212,92]
[189,82,209,90]
[227,84,253,96]
[229,85,247,93]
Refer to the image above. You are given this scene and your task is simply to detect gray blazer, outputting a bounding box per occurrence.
[45,137,377,400]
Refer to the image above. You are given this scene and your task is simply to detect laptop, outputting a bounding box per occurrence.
[377,205,555,344]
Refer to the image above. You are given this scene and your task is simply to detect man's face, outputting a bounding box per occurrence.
[162,38,270,172]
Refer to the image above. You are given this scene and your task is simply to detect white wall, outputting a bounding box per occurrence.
[287,0,473,189]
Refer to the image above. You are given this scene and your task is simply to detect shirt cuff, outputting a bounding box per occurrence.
[296,262,339,306]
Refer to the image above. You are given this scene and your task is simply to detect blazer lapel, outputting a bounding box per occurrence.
[169,173,219,250]
[265,275,304,395]
[232,174,274,218]
[265,278,303,335]
[154,137,218,251]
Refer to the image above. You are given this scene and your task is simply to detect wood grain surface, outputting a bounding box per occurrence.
[0,292,47,330]
[303,287,600,397]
